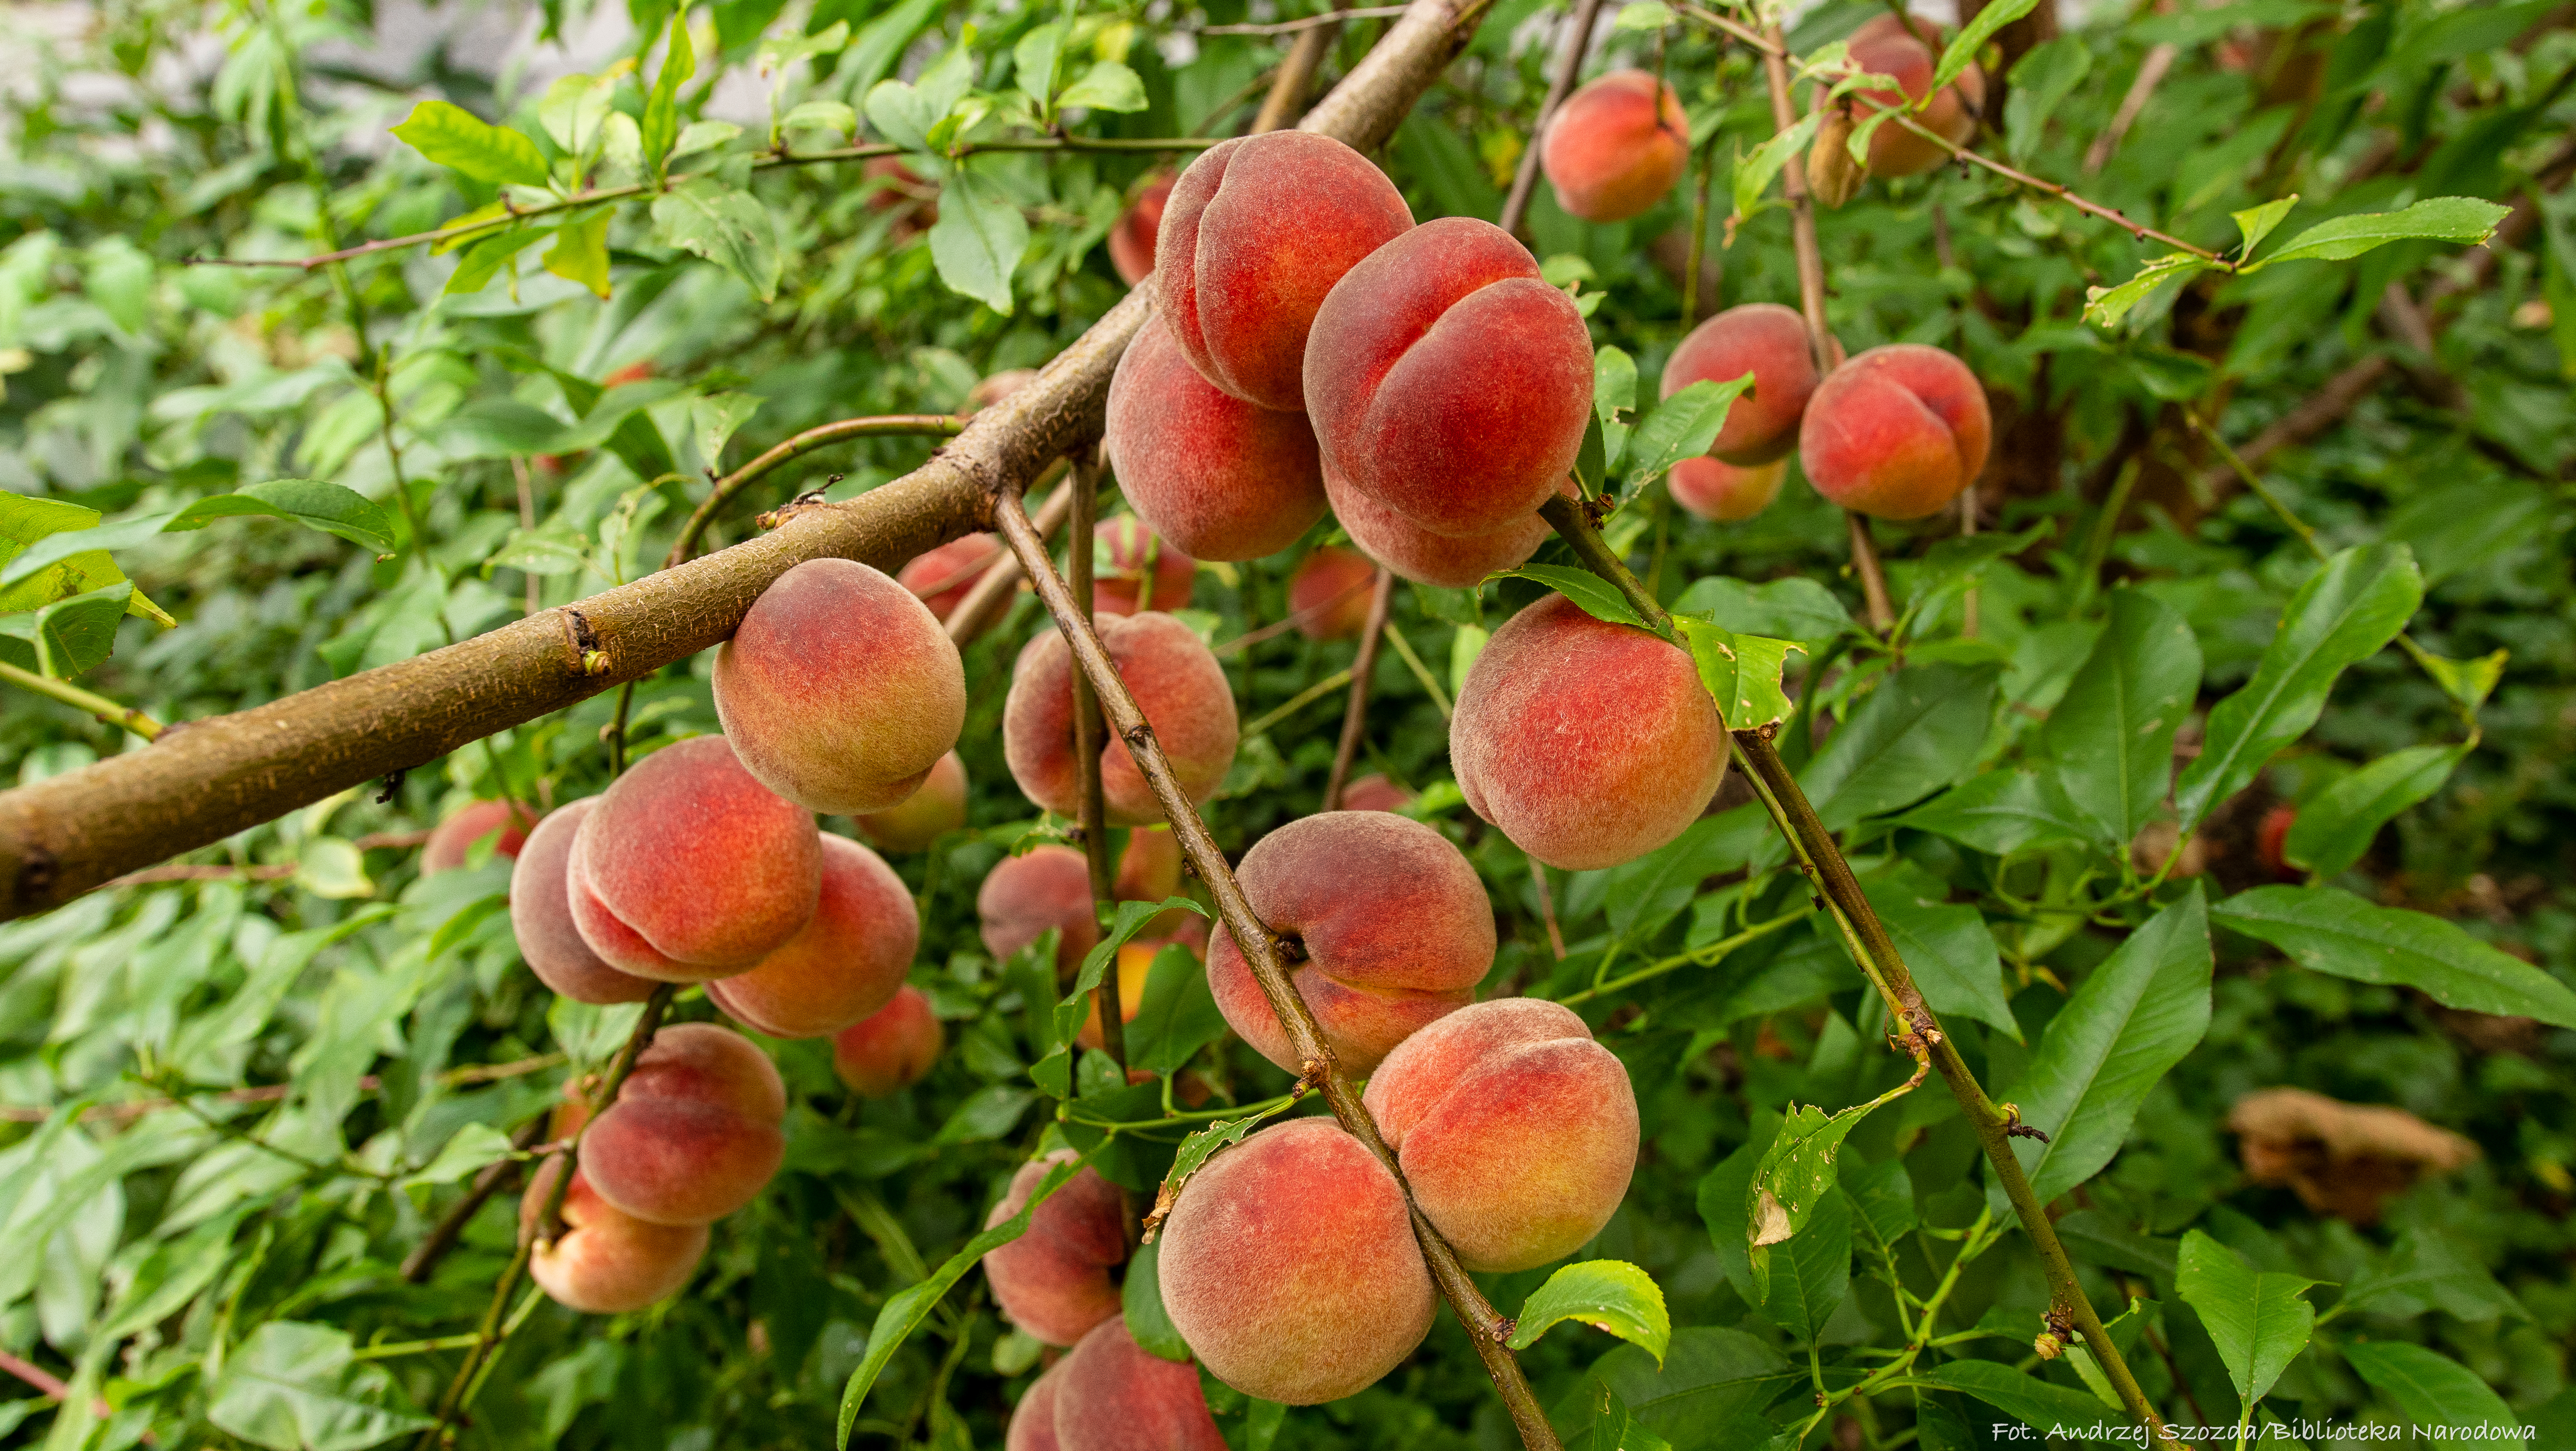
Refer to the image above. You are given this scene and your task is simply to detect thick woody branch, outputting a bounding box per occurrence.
[0,0,1495,922]
[1321,568,1396,810]
[1251,0,1352,133]
[991,487,1560,1451]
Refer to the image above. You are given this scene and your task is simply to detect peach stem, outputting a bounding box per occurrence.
[1321,567,1397,810]
[991,483,1563,1451]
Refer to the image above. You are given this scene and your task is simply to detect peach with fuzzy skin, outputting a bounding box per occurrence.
[1115,827,1181,905]
[1108,175,1174,287]
[856,750,968,853]
[1287,546,1379,640]
[1662,303,1820,465]
[833,984,944,1096]
[1005,1356,1067,1451]
[509,800,655,1006]
[1156,131,1415,411]
[1093,516,1198,616]
[1669,456,1786,522]
[422,798,539,874]
[707,835,918,1038]
[899,534,1005,620]
[1305,217,1595,539]
[1451,593,1729,870]
[714,558,967,815]
[523,1160,709,1314]
[984,1152,1129,1347]
[1834,14,1985,179]
[570,735,821,979]
[579,1022,787,1227]
[1105,318,1327,563]
[1157,1118,1433,1404]
[1053,1319,1228,1451]
[979,845,1101,973]
[1798,344,1991,520]
[1207,812,1494,1075]
[1340,774,1415,813]
[1323,461,1556,589]
[1363,998,1639,1272]
[1541,69,1690,223]
[1005,613,1239,826]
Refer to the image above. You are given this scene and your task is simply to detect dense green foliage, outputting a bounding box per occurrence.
[0,0,2573,1448]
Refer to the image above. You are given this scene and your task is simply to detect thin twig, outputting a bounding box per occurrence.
[1499,0,1610,237]
[1250,0,1354,132]
[945,466,1075,647]
[1212,573,1377,656]
[0,1054,564,1124]
[1066,458,1127,1069]
[511,457,542,616]
[0,660,161,740]
[402,1116,551,1283]
[664,416,967,572]
[991,485,1562,1451]
[1529,858,1568,959]
[2085,43,2178,174]
[1208,4,1409,34]
[1378,618,1453,718]
[1322,568,1396,810]
[1242,669,1356,738]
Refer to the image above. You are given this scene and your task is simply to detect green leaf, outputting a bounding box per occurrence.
[0,580,134,679]
[1914,1361,2116,1438]
[1594,346,1637,431]
[1863,877,2021,1040]
[1998,888,2213,1204]
[443,224,547,295]
[1733,112,1826,221]
[845,0,940,100]
[2248,196,2512,269]
[2175,544,2423,834]
[2003,37,2090,163]
[1494,564,1647,628]
[1506,1260,1672,1366]
[205,1322,434,1451]
[1590,1327,1795,1442]
[836,1150,1095,1447]
[1059,60,1148,114]
[1562,1382,1669,1451]
[1143,1098,1299,1241]
[389,100,548,186]
[1754,1185,1849,1345]
[2231,195,2300,259]
[1122,1239,1192,1361]
[1614,1,1677,31]
[538,71,619,157]
[2330,1230,2524,1325]
[1676,619,1799,731]
[1672,575,1853,650]
[689,392,763,469]
[399,1122,517,1190]
[1053,897,1207,1050]
[2410,646,2507,711]
[0,514,173,592]
[651,179,785,302]
[641,9,697,171]
[2176,1229,2318,1411]
[1621,376,1755,499]
[1798,663,2001,830]
[543,213,613,298]
[1124,943,1230,1074]
[163,479,397,554]
[2084,253,2216,329]
[1013,21,1068,111]
[1573,411,1610,499]
[866,48,976,153]
[1934,0,2036,94]
[2281,744,2464,878]
[2043,589,2202,844]
[928,159,1030,314]
[1890,770,2091,856]
[2341,1341,2523,1435]
[1746,1102,1880,1268]
[2212,885,2576,1028]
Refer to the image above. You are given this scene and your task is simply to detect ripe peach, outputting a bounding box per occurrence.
[1105,317,1327,562]
[1340,774,1415,813]
[1005,1356,1067,1451]
[2256,804,2298,877]
[579,1022,787,1227]
[979,844,1101,973]
[714,558,967,815]
[1092,516,1198,616]
[707,835,918,1038]
[523,1159,708,1314]
[1156,130,1415,411]
[1206,811,1493,1075]
[1108,174,1173,287]
[984,1152,1129,1346]
[1305,217,1594,539]
[1798,343,1991,520]
[422,798,538,874]
[509,800,656,1006]
[1322,460,1555,588]
[569,735,821,980]
[1450,593,1729,870]
[1287,546,1378,640]
[1540,69,1689,224]
[1832,14,1985,179]
[832,983,944,1096]
[1668,456,1786,522]
[1053,1318,1227,1451]
[1157,1117,1433,1404]
[856,750,968,853]
[1115,827,1181,905]
[1363,998,1638,1272]
[1004,612,1239,826]
[899,534,1005,620]
[1661,303,1819,465]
